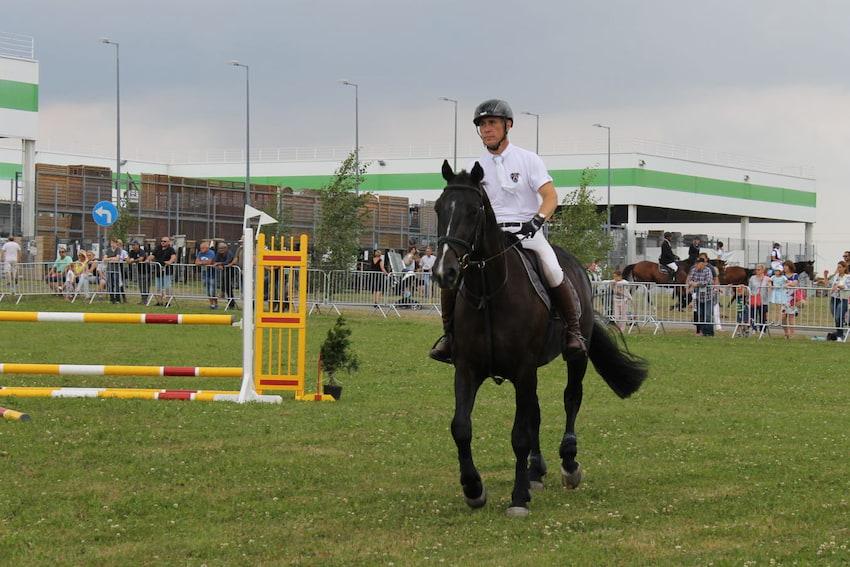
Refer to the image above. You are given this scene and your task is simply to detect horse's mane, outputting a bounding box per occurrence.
[450,169,476,186]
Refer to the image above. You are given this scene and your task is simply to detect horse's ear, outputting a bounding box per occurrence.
[470,161,484,184]
[441,160,454,182]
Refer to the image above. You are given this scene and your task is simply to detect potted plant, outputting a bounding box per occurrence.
[319,315,360,400]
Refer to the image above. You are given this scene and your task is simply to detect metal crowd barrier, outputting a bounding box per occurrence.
[0,262,243,310]
[591,281,848,340]
[309,269,440,318]
[5,262,845,338]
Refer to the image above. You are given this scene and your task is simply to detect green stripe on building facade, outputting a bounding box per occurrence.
[0,79,39,112]
[218,168,816,208]
[0,162,22,178]
[0,162,814,208]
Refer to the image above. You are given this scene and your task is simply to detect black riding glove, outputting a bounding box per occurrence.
[519,214,546,238]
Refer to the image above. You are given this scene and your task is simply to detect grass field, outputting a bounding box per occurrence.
[1,299,849,566]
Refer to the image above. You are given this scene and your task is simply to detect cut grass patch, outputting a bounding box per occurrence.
[0,302,848,565]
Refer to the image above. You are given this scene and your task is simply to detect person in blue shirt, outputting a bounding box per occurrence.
[195,241,217,309]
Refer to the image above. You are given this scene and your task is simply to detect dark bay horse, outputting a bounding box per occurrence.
[432,161,648,517]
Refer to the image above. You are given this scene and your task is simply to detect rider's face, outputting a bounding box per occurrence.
[478,117,510,148]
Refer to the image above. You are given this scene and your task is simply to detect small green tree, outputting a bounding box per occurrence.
[312,151,371,270]
[319,315,360,386]
[259,190,293,241]
[108,201,135,243]
[548,167,613,266]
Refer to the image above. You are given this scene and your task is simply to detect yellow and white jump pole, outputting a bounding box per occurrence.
[0,405,31,421]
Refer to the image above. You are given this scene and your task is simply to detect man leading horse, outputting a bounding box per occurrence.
[429,98,586,363]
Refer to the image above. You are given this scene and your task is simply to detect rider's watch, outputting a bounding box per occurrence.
[534,213,546,223]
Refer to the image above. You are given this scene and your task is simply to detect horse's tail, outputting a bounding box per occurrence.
[587,314,648,399]
[622,264,635,281]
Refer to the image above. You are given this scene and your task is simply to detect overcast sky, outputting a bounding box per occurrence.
[5,0,850,262]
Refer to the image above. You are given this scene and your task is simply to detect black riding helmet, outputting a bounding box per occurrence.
[663,231,672,239]
[472,99,514,126]
[474,99,513,151]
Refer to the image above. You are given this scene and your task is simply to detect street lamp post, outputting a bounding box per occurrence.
[338,80,360,196]
[439,97,458,171]
[521,111,540,154]
[229,60,251,207]
[593,123,611,233]
[98,37,121,203]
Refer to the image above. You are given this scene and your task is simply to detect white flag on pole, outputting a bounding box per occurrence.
[243,205,278,230]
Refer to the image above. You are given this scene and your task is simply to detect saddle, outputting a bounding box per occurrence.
[658,263,678,282]
[503,233,552,312]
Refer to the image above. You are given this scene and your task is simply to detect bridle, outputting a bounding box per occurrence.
[436,184,486,271]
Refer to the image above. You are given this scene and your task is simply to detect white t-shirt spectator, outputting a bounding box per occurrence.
[2,239,21,264]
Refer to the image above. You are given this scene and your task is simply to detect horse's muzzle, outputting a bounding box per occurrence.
[433,254,461,290]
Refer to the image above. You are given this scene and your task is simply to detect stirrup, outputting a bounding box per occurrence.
[428,335,452,364]
[564,333,587,361]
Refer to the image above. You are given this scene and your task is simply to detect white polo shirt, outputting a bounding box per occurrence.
[467,143,552,224]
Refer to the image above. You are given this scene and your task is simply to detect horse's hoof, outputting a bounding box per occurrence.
[529,480,544,490]
[560,462,583,489]
[464,485,487,509]
[506,506,529,518]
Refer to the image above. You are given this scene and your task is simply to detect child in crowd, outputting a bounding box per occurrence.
[748,265,769,334]
[611,270,631,332]
[781,260,798,339]
[735,284,749,337]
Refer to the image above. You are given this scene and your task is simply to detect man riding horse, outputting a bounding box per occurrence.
[687,236,702,264]
[659,231,679,283]
[429,99,586,363]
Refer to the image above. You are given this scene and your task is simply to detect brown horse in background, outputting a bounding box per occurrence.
[622,260,691,285]
[722,261,814,285]
[720,261,815,306]
[721,266,753,285]
[622,260,693,309]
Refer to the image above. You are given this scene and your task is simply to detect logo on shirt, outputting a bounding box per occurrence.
[510,172,519,182]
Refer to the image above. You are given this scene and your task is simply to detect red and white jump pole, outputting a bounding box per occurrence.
[0,312,235,325]
[0,363,243,377]
[0,227,282,404]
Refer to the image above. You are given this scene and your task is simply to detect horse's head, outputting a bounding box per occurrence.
[432,160,488,290]
[795,261,815,282]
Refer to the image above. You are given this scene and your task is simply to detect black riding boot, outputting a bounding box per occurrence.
[428,288,456,364]
[550,276,588,361]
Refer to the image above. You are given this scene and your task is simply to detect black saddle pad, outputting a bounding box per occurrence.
[502,233,552,312]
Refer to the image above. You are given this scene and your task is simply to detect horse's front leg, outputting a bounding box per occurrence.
[560,357,587,489]
[451,367,486,509]
[527,385,546,490]
[508,370,539,517]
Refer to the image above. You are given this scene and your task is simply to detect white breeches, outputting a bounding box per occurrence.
[665,262,678,272]
[503,227,564,287]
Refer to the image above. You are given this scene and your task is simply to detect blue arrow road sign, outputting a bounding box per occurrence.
[92,201,119,227]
